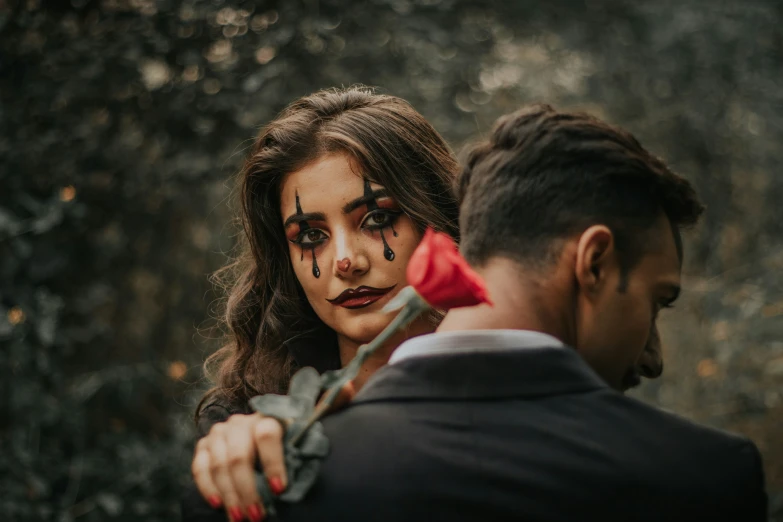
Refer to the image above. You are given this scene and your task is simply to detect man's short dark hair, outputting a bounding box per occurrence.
[457,104,705,283]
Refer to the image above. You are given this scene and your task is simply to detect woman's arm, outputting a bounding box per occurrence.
[196,402,234,439]
[186,382,354,522]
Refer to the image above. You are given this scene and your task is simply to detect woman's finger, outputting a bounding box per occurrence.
[207,424,246,522]
[225,415,265,522]
[192,438,223,510]
[253,417,287,495]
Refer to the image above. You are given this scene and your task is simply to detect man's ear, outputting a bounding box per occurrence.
[574,225,615,297]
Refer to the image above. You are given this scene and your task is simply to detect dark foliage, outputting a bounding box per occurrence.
[1,0,781,520]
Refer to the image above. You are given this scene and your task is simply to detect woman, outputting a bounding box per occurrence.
[189,86,460,522]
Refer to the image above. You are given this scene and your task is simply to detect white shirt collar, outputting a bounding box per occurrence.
[388,329,565,365]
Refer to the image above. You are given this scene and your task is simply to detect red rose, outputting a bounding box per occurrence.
[406,228,493,309]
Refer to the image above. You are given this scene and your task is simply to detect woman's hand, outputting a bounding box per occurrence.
[191,413,286,522]
[190,381,355,521]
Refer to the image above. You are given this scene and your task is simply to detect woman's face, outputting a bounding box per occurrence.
[279,153,423,346]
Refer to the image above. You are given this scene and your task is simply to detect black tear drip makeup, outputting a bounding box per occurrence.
[364,180,395,261]
[295,192,320,278]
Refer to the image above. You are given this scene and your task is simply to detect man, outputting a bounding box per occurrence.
[188,105,767,521]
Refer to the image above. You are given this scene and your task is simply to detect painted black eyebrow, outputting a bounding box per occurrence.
[342,188,390,214]
[284,212,326,228]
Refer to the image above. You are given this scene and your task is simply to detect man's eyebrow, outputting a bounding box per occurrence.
[342,188,390,214]
[283,212,326,228]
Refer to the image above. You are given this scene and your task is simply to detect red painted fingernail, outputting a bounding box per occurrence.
[268,476,285,495]
[247,504,264,522]
[228,506,244,522]
[207,495,222,509]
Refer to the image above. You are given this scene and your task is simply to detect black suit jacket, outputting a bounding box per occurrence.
[183,346,767,522]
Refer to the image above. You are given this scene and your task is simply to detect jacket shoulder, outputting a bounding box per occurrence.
[593,391,767,517]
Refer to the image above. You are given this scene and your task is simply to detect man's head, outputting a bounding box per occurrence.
[457,104,704,391]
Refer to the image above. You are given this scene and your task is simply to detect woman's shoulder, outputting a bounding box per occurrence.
[195,395,252,438]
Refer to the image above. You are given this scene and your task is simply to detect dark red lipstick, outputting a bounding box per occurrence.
[327,284,397,309]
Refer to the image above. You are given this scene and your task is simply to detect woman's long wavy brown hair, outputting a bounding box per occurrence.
[197,86,460,417]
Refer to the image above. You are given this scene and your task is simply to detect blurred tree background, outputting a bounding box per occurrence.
[2,0,782,519]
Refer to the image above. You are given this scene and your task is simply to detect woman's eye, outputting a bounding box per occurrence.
[362,210,400,229]
[370,213,388,225]
[294,229,327,247]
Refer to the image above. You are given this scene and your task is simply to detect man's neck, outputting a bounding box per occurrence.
[437,256,575,346]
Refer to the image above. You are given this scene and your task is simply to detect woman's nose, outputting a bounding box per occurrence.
[333,234,369,278]
[336,257,352,273]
